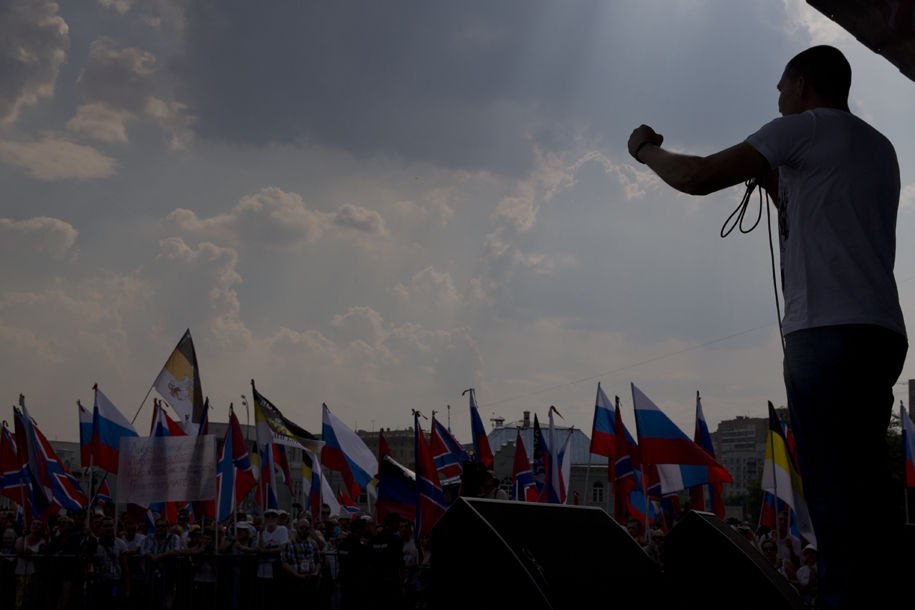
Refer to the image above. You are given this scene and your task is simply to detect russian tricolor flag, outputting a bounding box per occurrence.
[465,388,494,469]
[91,385,138,474]
[322,403,378,498]
[589,383,616,458]
[631,383,731,494]
[77,401,93,469]
[690,391,725,518]
[150,399,186,437]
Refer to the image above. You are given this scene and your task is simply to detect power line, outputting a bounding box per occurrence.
[482,271,915,409]
[482,321,779,408]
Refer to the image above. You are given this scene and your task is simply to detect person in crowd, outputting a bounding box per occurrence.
[1,527,18,610]
[768,510,802,568]
[417,533,433,607]
[280,518,322,600]
[140,518,182,610]
[119,517,148,610]
[183,524,218,610]
[734,522,758,548]
[90,516,130,610]
[277,509,291,530]
[45,514,85,610]
[644,527,667,566]
[255,508,288,608]
[1,510,18,534]
[796,543,819,608]
[760,537,797,585]
[337,514,372,610]
[479,470,509,500]
[174,509,190,548]
[14,519,47,610]
[625,518,648,548]
[319,518,342,610]
[218,521,256,610]
[400,519,422,609]
[368,511,404,609]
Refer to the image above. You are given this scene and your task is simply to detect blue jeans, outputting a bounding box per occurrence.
[784,324,907,610]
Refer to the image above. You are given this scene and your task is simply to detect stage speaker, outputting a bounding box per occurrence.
[664,511,804,610]
[428,497,664,610]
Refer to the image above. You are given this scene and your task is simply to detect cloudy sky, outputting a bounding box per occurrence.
[3,0,914,446]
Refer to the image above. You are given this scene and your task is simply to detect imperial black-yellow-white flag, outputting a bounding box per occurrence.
[153,329,204,425]
[760,401,816,544]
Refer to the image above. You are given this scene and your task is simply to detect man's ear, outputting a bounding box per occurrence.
[796,75,810,100]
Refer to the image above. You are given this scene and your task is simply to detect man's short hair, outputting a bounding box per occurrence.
[785,45,851,110]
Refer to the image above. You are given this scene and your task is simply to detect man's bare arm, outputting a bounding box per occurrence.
[628,125,771,196]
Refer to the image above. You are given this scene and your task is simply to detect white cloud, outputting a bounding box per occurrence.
[333,203,389,236]
[331,306,387,349]
[98,0,185,29]
[392,187,455,226]
[0,216,78,259]
[152,237,251,348]
[0,136,116,180]
[168,187,394,247]
[393,266,459,307]
[98,0,132,15]
[781,0,849,43]
[66,102,129,143]
[492,192,538,234]
[71,37,194,148]
[0,0,69,124]
[168,187,332,246]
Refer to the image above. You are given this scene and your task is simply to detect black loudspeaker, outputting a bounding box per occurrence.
[428,497,664,610]
[664,511,804,610]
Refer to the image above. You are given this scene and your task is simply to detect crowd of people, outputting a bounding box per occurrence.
[2,497,825,610]
[624,509,818,609]
[626,512,820,610]
[0,504,431,610]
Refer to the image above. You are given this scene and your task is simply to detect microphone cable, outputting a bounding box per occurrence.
[721,179,786,352]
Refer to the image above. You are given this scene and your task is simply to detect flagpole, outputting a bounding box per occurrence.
[611,395,620,517]
[5,419,26,523]
[130,383,156,427]
[640,463,649,538]
[16,397,37,527]
[566,427,574,505]
[761,417,777,535]
[902,402,910,525]
[15,421,28,525]
[517,426,525,502]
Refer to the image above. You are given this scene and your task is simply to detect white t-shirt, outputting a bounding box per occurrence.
[120,532,146,552]
[256,525,289,578]
[796,564,815,587]
[746,109,906,337]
